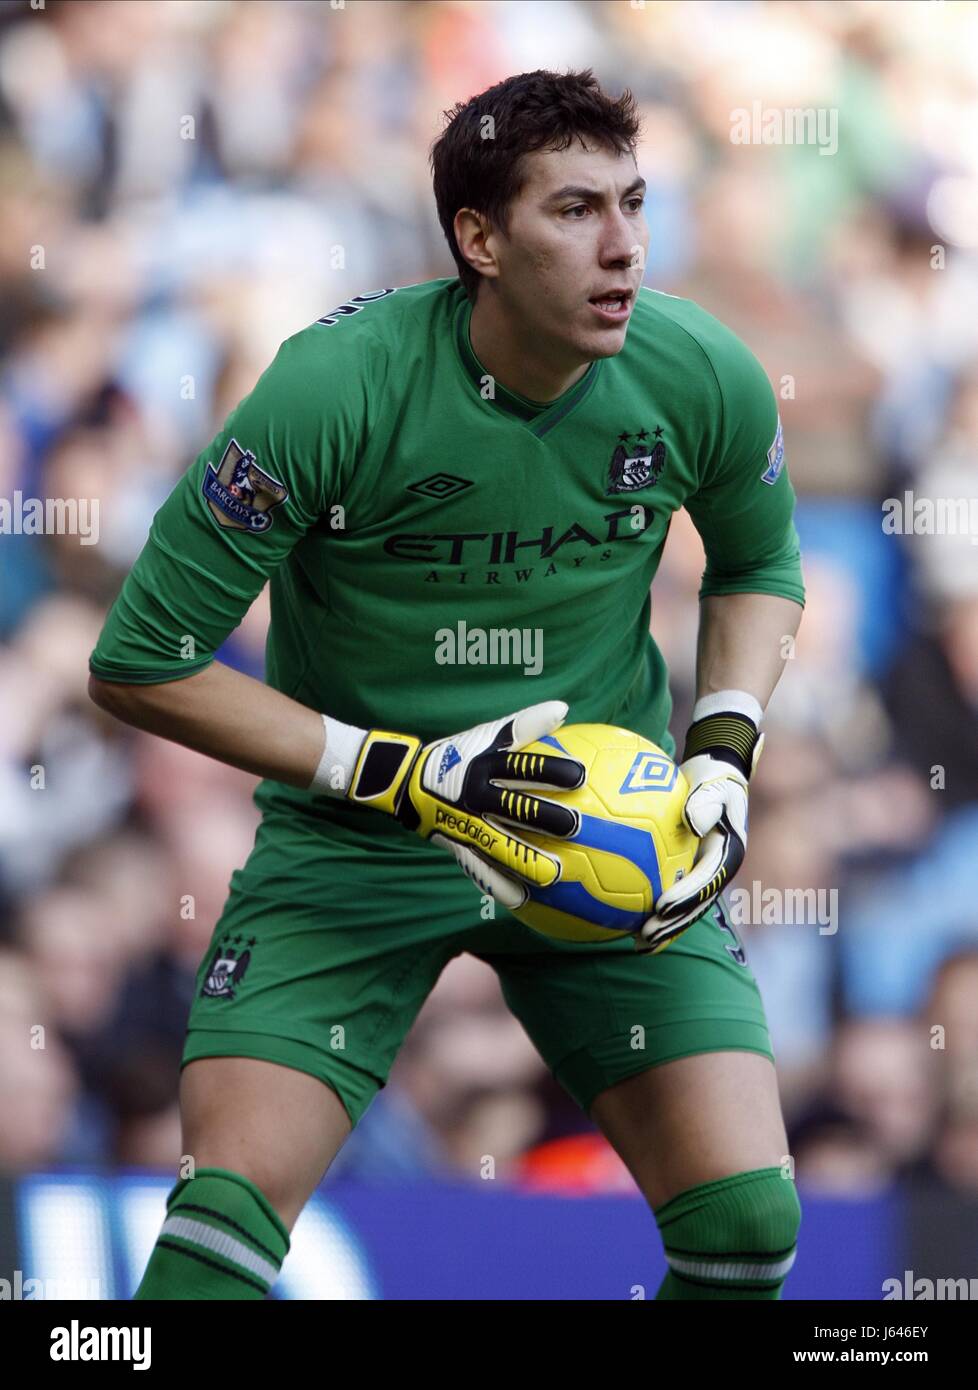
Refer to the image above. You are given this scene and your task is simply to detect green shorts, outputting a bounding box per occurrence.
[182,807,773,1127]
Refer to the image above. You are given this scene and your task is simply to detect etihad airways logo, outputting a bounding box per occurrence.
[384,506,655,567]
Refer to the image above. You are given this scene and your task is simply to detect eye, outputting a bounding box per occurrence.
[563,205,591,219]
[625,197,645,213]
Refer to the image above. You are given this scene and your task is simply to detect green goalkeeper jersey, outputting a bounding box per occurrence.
[90,277,804,834]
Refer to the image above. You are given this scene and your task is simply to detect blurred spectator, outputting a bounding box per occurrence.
[829,1019,940,1176]
[0,949,78,1170]
[330,954,548,1182]
[789,1107,892,1199]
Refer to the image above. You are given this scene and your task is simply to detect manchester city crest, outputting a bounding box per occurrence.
[607,432,666,493]
[201,935,256,1000]
[202,439,289,533]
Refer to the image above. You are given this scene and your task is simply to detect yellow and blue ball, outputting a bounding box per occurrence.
[510,724,697,945]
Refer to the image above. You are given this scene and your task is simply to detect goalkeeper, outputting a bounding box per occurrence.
[89,69,804,1301]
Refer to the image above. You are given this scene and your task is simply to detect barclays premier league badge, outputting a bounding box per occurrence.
[761,418,785,485]
[203,438,289,533]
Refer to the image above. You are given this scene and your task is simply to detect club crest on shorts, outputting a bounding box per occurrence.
[201,935,256,999]
[202,439,289,533]
[608,432,666,493]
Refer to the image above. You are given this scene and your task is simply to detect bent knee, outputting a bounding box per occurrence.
[655,1167,800,1293]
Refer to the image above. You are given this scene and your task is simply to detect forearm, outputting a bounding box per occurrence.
[88,661,326,789]
[694,593,803,712]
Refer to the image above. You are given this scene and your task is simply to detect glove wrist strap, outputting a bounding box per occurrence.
[690,689,764,727]
[682,710,760,781]
[348,729,422,816]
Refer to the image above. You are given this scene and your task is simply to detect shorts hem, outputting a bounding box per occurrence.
[181,1027,384,1128]
[555,1015,774,1116]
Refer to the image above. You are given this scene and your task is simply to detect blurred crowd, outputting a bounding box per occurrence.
[1,0,977,1206]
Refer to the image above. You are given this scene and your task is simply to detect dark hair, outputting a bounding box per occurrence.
[430,69,641,302]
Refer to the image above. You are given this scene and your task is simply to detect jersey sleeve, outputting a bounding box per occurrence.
[684,325,805,608]
[89,328,364,684]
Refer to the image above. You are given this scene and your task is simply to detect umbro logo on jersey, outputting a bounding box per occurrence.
[408,473,474,500]
[607,428,666,493]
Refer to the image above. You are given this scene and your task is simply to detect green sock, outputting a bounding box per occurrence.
[654,1167,801,1300]
[134,1167,290,1300]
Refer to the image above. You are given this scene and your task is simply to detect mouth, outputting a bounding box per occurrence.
[588,288,634,323]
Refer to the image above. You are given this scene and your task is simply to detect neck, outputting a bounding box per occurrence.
[468,287,589,404]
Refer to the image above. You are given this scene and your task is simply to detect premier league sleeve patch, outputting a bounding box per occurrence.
[761,417,785,486]
[202,438,290,533]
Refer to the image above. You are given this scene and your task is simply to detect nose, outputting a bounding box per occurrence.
[601,209,644,271]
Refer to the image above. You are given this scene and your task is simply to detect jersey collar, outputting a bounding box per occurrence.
[452,289,601,437]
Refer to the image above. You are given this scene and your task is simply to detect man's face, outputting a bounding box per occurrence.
[480,141,648,364]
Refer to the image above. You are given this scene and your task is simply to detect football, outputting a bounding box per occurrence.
[508,724,697,945]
